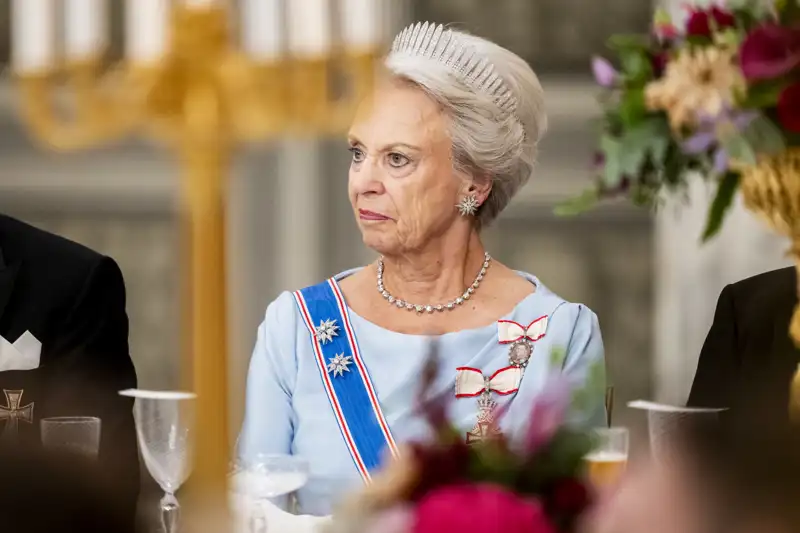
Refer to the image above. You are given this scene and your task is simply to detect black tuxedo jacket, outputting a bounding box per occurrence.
[0,215,139,530]
[688,267,800,424]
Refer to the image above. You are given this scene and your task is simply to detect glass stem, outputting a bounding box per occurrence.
[160,492,180,533]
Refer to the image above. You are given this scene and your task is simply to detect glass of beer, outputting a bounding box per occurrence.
[585,427,629,489]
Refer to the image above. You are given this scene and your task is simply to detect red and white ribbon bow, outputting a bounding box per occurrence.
[455,366,522,398]
[497,316,548,344]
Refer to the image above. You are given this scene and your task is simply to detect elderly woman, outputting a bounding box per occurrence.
[238,22,606,516]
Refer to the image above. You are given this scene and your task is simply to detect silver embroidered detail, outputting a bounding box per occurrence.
[389,21,518,116]
[315,318,340,344]
[326,353,353,377]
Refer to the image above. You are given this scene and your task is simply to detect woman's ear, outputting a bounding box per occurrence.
[465,176,492,207]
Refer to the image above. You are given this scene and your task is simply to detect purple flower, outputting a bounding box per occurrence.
[522,373,572,454]
[591,57,618,88]
[681,110,757,174]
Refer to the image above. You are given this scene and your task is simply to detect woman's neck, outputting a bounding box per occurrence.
[380,231,487,305]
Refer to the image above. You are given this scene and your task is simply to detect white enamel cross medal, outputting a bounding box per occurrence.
[497,316,548,368]
[456,367,521,445]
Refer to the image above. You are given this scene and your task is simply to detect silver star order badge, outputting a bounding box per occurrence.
[326,353,353,377]
[315,318,340,344]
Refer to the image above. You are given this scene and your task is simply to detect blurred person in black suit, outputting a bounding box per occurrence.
[0,214,139,531]
[688,267,798,422]
[0,444,131,533]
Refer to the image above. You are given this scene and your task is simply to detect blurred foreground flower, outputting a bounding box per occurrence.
[324,344,604,533]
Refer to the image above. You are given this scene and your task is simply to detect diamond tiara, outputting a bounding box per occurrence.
[389,21,518,116]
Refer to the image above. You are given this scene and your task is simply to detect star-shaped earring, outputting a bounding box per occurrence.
[457,195,480,217]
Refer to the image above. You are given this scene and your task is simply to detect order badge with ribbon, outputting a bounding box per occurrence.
[497,316,548,368]
[455,366,522,444]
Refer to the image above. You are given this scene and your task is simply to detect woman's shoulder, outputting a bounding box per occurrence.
[261,268,366,325]
[513,271,599,325]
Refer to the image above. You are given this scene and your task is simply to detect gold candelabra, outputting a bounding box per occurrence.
[13,1,378,509]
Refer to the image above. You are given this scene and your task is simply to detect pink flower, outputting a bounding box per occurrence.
[654,22,679,40]
[778,82,800,132]
[413,485,557,533]
[522,374,572,454]
[740,24,800,81]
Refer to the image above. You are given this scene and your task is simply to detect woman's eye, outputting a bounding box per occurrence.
[387,153,409,168]
[349,147,365,163]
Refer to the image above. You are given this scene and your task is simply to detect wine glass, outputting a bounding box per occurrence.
[120,389,196,533]
[229,453,309,533]
[40,416,102,458]
[585,427,629,490]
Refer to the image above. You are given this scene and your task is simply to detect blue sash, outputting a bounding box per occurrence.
[293,279,397,483]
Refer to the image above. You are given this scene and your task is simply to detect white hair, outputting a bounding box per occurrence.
[384,28,548,227]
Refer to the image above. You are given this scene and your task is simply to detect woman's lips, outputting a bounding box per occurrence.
[359,209,391,221]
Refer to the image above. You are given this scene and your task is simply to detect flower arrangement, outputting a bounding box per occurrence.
[325,347,605,533]
[559,0,800,240]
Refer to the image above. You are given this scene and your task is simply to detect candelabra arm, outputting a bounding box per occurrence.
[220,56,289,142]
[327,50,379,133]
[16,63,138,151]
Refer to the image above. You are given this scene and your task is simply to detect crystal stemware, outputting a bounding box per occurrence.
[120,389,196,533]
[40,416,102,458]
[230,453,309,533]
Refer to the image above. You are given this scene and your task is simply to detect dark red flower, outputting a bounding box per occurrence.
[685,6,736,37]
[407,441,471,501]
[778,82,800,133]
[550,478,592,515]
[651,51,669,76]
[740,24,800,81]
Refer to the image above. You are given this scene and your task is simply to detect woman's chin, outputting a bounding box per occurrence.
[361,232,399,256]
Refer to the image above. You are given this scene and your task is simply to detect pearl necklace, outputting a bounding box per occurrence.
[377,252,492,314]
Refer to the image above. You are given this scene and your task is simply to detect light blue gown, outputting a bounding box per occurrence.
[237,269,606,516]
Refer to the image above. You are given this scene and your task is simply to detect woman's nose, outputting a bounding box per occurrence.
[351,158,385,195]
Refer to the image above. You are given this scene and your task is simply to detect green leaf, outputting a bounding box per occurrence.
[569,359,607,417]
[619,49,653,84]
[742,114,787,156]
[740,80,788,109]
[661,145,688,186]
[606,34,651,52]
[702,172,740,242]
[549,345,567,369]
[617,116,672,176]
[651,136,670,164]
[780,0,800,24]
[619,89,647,126]
[653,7,672,26]
[720,132,757,166]
[554,189,599,216]
[714,27,743,49]
[600,135,624,188]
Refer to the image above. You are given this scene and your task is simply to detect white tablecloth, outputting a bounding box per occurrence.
[229,494,331,533]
